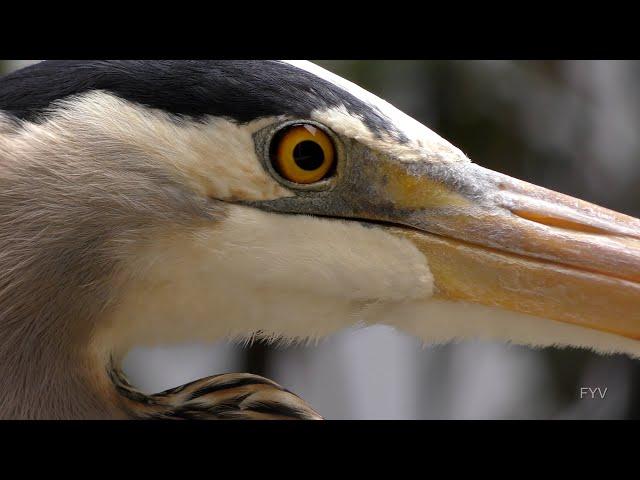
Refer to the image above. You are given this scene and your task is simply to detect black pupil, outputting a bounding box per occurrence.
[293,140,325,171]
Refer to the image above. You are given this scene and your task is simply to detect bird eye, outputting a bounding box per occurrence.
[271,124,336,184]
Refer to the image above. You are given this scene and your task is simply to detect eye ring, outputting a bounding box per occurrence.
[270,123,336,184]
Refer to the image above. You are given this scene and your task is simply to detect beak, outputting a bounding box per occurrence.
[252,138,640,342]
[378,160,640,340]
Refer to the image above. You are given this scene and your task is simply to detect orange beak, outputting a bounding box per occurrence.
[378,161,640,340]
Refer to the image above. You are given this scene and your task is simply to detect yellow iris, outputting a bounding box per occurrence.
[272,124,335,184]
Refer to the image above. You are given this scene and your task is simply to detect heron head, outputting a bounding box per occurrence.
[2,60,639,364]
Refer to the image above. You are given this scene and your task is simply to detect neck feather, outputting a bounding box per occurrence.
[108,359,322,420]
[0,108,217,418]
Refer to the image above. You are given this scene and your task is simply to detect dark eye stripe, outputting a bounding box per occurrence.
[0,60,406,143]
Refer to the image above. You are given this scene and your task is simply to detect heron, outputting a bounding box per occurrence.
[0,60,638,419]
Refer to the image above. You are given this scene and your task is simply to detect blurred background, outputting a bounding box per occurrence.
[3,60,639,419]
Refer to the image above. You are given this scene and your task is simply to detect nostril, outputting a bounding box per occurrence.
[511,209,613,236]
